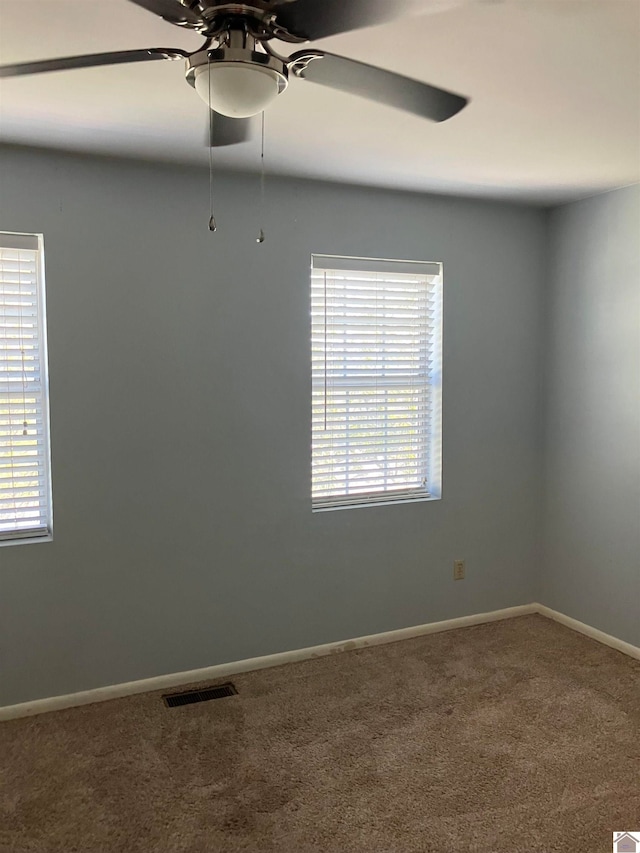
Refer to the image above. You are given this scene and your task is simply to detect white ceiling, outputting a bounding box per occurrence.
[0,0,639,203]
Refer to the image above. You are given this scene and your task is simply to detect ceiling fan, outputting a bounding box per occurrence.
[0,0,470,147]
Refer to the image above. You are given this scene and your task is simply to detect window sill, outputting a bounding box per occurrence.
[0,533,53,548]
[313,494,441,513]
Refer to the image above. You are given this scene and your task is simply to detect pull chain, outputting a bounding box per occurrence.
[208,56,216,232]
[257,111,265,243]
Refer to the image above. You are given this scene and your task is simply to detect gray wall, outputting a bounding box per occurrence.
[0,146,545,706]
[541,185,640,646]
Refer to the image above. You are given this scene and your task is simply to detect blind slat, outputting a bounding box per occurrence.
[313,432,428,443]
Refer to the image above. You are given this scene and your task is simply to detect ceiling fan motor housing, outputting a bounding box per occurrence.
[186,29,288,117]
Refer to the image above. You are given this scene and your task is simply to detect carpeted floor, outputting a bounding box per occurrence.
[1,614,639,852]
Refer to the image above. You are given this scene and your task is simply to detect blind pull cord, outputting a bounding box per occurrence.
[323,269,328,430]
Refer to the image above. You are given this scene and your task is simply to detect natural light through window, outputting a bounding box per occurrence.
[311,255,442,510]
[0,232,52,542]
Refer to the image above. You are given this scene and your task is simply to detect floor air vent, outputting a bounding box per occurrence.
[163,683,238,708]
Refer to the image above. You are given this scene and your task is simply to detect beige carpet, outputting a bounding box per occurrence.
[1,614,639,852]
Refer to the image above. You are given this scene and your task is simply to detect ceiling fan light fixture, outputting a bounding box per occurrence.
[194,62,284,118]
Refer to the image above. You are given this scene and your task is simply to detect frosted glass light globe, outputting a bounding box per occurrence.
[194,63,282,118]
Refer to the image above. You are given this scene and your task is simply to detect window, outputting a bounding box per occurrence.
[0,232,52,542]
[311,255,442,510]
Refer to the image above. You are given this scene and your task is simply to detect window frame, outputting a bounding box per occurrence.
[311,253,443,512]
[0,231,53,546]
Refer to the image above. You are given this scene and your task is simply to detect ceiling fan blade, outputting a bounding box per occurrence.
[206,112,254,147]
[127,0,204,27]
[0,48,189,78]
[273,0,416,41]
[289,51,469,123]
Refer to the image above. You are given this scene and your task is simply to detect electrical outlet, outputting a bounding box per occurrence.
[453,560,465,581]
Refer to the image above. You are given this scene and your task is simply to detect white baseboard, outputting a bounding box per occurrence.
[534,603,640,662]
[2,602,637,723]
[0,603,535,722]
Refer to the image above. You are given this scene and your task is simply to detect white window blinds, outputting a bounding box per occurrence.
[0,232,52,541]
[311,255,442,510]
